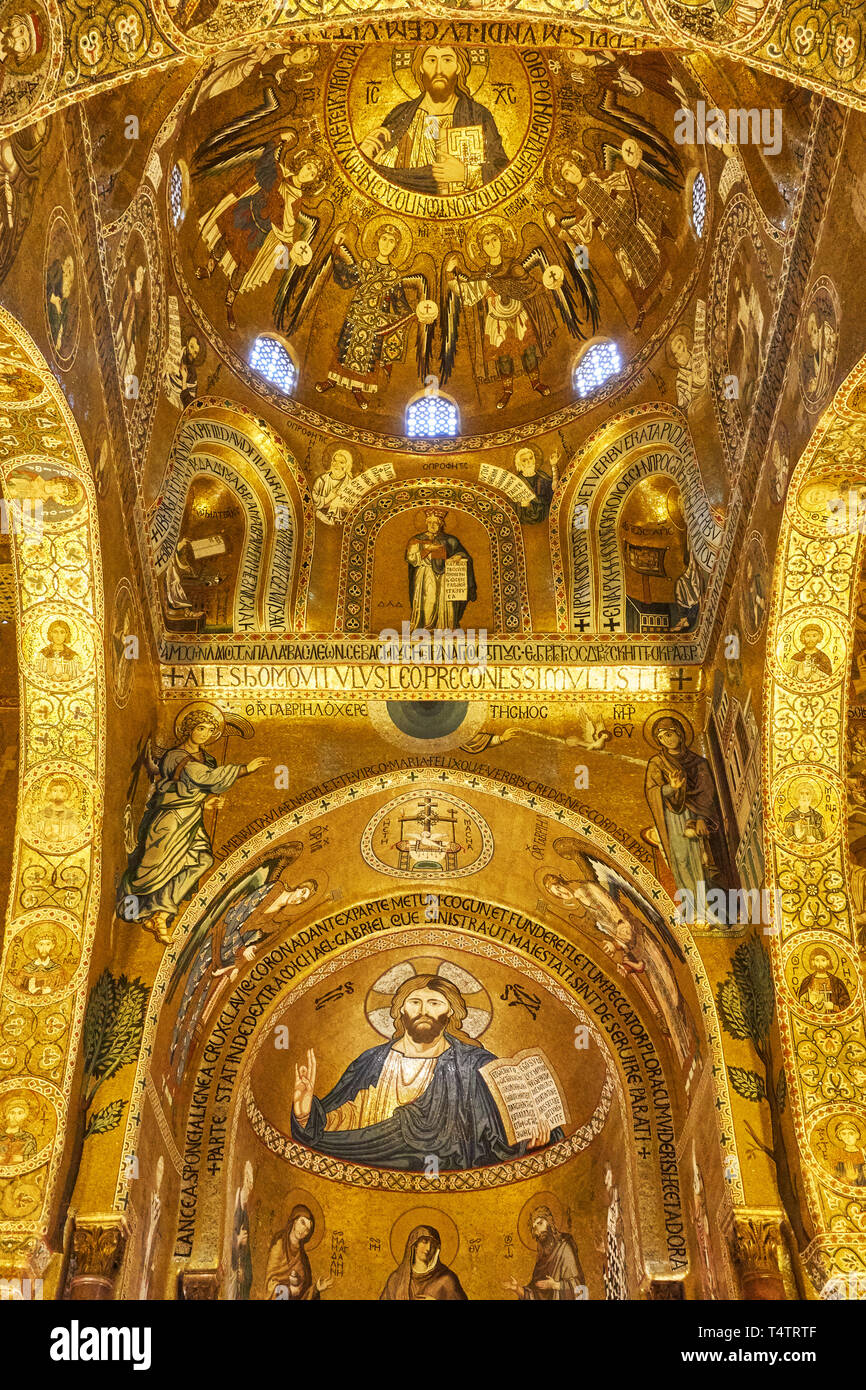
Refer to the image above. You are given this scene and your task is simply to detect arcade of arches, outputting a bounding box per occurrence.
[2,1,866,1305]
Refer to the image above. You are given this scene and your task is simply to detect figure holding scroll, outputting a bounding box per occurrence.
[406,507,477,629]
[289,972,564,1171]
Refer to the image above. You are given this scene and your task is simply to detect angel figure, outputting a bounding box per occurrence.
[166,847,316,1088]
[189,45,317,110]
[669,300,708,414]
[116,706,268,945]
[566,707,610,751]
[545,135,678,332]
[193,101,329,331]
[543,854,697,1070]
[276,219,434,410]
[440,219,598,410]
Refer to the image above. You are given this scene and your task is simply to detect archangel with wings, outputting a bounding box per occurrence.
[275,217,435,410]
[191,85,330,331]
[545,95,684,332]
[439,217,598,410]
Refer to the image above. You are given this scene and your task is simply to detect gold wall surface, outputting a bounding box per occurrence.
[0,6,865,1317]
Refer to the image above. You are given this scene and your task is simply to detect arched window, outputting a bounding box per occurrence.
[691,171,707,238]
[250,335,297,394]
[573,341,622,398]
[405,392,459,438]
[169,164,184,227]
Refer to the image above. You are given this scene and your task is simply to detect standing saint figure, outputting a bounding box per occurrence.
[802,305,837,404]
[543,862,697,1070]
[265,1204,333,1300]
[278,221,433,411]
[138,1155,164,1300]
[442,223,578,410]
[406,507,476,630]
[644,713,737,921]
[504,1205,586,1300]
[45,253,75,356]
[691,1155,722,1300]
[117,706,268,944]
[168,856,316,1087]
[116,261,147,386]
[603,1164,629,1300]
[513,444,557,524]
[380,1225,467,1300]
[228,1161,254,1300]
[545,142,674,331]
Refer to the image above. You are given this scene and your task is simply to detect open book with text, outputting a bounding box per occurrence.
[480,1048,570,1147]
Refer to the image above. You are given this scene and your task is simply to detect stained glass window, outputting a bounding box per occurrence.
[250,336,297,393]
[691,171,707,238]
[406,393,459,438]
[573,341,622,398]
[169,164,184,226]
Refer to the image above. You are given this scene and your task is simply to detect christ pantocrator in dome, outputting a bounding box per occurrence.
[358,45,509,197]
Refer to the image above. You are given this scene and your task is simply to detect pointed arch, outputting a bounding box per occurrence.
[148,399,314,635]
[0,307,105,1269]
[764,352,866,1294]
[551,404,728,636]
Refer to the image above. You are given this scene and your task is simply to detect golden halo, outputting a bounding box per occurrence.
[364,955,491,1040]
[20,921,64,957]
[517,1189,566,1250]
[544,149,586,200]
[390,44,489,99]
[642,710,694,751]
[389,1206,460,1267]
[786,776,819,807]
[273,1187,326,1252]
[466,215,518,269]
[827,1114,864,1147]
[173,701,225,745]
[802,943,837,974]
[0,1088,34,1120]
[324,440,357,471]
[413,504,449,531]
[360,215,412,269]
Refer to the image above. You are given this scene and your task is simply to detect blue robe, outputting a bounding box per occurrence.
[291,1033,562,1170]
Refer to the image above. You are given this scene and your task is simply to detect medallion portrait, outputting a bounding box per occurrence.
[43,209,80,371]
[330,43,542,214]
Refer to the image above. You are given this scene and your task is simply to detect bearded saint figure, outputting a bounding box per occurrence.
[406,507,477,630]
[504,1205,586,1300]
[290,972,560,1170]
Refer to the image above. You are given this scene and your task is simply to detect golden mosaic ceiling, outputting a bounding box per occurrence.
[0,2,864,1331]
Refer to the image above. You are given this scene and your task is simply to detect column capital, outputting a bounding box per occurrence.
[69,1214,129,1300]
